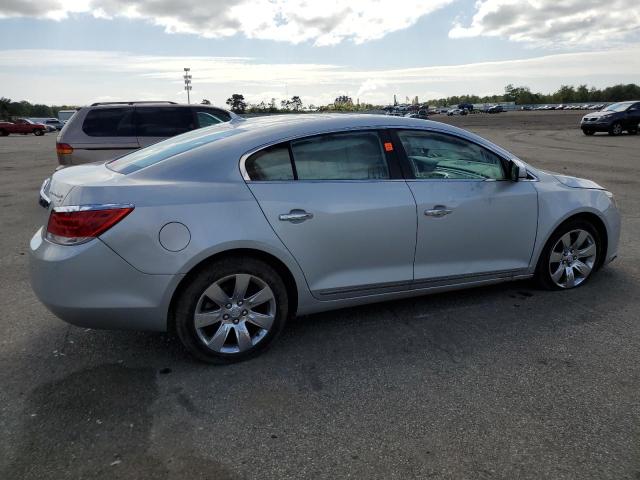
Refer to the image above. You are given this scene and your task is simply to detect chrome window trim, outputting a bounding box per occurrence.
[52,203,135,213]
[238,123,534,183]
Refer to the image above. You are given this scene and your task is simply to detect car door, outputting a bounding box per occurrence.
[136,106,196,147]
[245,130,417,298]
[393,128,538,282]
[626,102,640,129]
[15,119,29,134]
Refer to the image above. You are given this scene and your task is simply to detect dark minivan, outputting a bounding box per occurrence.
[56,101,236,166]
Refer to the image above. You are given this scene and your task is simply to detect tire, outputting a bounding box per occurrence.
[628,127,638,135]
[34,129,44,136]
[0,129,8,136]
[535,219,601,291]
[174,257,289,364]
[609,122,623,136]
[582,129,595,136]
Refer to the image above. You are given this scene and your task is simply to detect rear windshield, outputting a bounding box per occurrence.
[107,123,238,174]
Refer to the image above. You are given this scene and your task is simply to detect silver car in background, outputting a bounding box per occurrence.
[55,101,235,166]
[30,115,620,363]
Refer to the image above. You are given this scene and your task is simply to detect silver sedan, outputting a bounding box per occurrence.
[30,114,620,363]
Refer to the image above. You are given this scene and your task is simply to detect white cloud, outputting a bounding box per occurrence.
[0,47,638,106]
[0,0,454,46]
[450,0,640,47]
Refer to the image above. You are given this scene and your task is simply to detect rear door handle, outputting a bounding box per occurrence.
[279,209,314,223]
[424,207,452,217]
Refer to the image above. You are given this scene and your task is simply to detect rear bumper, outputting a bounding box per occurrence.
[29,228,181,331]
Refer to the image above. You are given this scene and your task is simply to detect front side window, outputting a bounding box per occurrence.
[397,130,505,180]
[82,108,135,137]
[290,131,389,180]
[135,107,195,137]
[245,144,294,181]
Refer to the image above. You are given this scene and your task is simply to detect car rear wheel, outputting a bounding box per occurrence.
[629,127,638,135]
[536,220,600,290]
[582,129,595,136]
[609,122,623,136]
[34,129,44,136]
[175,257,289,364]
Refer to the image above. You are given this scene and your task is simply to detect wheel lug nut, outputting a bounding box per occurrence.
[242,310,248,316]
[226,303,232,309]
[233,318,239,324]
[223,314,229,320]
[238,301,243,306]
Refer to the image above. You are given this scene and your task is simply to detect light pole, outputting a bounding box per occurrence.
[183,67,192,104]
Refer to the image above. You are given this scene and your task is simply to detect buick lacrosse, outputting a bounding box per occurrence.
[30,115,620,363]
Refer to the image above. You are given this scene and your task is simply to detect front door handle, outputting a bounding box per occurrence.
[279,209,314,223]
[424,207,452,217]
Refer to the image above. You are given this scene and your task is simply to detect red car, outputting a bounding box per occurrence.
[0,118,47,136]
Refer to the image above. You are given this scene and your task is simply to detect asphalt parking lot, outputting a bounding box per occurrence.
[1,111,639,479]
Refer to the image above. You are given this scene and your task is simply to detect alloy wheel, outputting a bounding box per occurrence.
[194,273,276,353]
[612,123,623,135]
[548,229,597,289]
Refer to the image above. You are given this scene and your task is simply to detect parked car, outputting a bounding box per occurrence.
[30,118,65,131]
[580,100,640,136]
[447,108,467,116]
[458,103,474,112]
[56,101,236,166]
[57,110,77,123]
[521,106,533,111]
[0,118,46,136]
[31,114,620,364]
[408,109,430,119]
[45,118,65,130]
[486,105,504,113]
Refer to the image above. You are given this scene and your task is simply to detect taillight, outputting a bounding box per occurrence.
[46,204,134,245]
[56,142,73,155]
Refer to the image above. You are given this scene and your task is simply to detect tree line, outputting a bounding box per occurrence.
[0,97,78,120]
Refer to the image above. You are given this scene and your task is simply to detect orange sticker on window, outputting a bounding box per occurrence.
[384,142,393,152]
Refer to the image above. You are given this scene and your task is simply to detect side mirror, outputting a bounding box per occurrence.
[508,161,526,181]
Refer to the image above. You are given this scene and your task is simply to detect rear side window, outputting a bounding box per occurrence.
[82,108,135,137]
[196,111,223,128]
[245,144,294,181]
[291,132,389,180]
[136,107,195,137]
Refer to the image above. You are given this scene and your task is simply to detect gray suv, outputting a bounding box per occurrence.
[56,101,235,166]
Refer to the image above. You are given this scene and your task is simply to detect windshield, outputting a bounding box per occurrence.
[603,102,633,112]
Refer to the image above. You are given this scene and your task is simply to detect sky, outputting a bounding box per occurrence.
[0,0,639,107]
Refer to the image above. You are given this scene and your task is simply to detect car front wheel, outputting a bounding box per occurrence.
[536,220,600,290]
[34,129,44,136]
[609,122,623,136]
[175,257,289,364]
[582,129,595,136]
